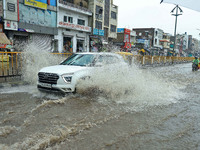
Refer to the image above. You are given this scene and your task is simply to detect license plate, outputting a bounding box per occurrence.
[40,83,52,88]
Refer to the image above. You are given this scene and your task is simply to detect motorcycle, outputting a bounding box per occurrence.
[192,63,198,71]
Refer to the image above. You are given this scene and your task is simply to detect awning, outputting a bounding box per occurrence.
[0,33,11,45]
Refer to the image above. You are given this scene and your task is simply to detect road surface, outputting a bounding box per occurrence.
[0,63,199,150]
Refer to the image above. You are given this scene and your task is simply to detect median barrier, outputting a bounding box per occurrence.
[0,52,195,80]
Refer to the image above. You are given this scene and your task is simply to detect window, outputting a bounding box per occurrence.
[155,31,158,36]
[111,11,117,19]
[97,55,119,64]
[64,16,67,22]
[96,5,103,20]
[78,19,85,26]
[95,20,102,29]
[110,25,116,32]
[68,17,73,23]
[63,16,73,23]
[155,38,158,45]
[80,1,83,7]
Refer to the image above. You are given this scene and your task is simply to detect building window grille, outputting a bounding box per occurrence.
[111,11,116,19]
[78,19,85,26]
[95,20,102,30]
[96,5,103,20]
[64,16,73,23]
[110,25,116,32]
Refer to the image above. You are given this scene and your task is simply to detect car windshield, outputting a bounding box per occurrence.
[60,54,96,66]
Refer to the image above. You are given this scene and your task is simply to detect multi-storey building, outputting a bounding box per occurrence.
[2,0,57,51]
[56,0,92,52]
[133,28,163,49]
[88,0,118,51]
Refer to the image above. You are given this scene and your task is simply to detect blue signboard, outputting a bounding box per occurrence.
[93,28,104,36]
[117,28,124,33]
[137,39,145,43]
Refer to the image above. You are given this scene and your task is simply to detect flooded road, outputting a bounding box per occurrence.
[0,63,200,150]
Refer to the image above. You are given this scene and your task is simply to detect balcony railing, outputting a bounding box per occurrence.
[59,0,92,14]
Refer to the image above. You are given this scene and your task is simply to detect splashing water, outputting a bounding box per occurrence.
[20,42,182,108]
[21,42,64,84]
[77,63,182,107]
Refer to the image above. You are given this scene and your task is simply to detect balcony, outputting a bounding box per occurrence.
[59,0,92,16]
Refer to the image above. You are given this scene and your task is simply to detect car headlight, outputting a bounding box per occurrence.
[61,73,74,84]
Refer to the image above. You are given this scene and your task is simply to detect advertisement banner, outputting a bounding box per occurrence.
[117,28,124,33]
[24,0,47,10]
[124,28,131,49]
[4,20,18,30]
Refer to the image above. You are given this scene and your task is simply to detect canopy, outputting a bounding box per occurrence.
[0,33,11,45]
[161,0,200,12]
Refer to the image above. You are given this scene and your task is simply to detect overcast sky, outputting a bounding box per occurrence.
[114,0,200,40]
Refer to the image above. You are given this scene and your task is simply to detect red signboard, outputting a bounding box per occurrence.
[124,28,131,49]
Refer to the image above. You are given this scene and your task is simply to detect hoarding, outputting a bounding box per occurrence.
[24,0,47,10]
[117,28,124,33]
[124,28,131,49]
[19,4,56,27]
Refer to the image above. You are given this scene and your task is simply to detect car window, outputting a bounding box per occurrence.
[96,55,120,64]
[60,54,96,66]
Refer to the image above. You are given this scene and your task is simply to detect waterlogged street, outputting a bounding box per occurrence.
[0,63,200,150]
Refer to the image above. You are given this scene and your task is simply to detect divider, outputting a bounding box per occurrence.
[0,52,194,80]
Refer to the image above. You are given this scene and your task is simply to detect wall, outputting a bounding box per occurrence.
[3,0,18,21]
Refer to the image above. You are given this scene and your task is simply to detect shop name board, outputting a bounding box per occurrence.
[117,28,124,33]
[58,22,91,32]
[24,0,47,10]
[93,28,104,36]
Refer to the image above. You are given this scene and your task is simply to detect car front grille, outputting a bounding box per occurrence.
[38,72,59,84]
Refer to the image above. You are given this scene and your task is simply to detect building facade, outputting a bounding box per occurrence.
[2,0,58,51]
[56,0,92,53]
[88,0,118,51]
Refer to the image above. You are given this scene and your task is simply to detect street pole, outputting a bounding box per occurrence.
[171,5,183,56]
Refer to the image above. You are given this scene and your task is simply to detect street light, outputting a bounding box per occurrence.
[171,5,183,55]
[96,8,103,52]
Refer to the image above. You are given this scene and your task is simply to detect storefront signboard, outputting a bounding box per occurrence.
[93,28,104,36]
[4,20,18,30]
[58,21,91,32]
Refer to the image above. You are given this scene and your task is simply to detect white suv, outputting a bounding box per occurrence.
[37,52,127,93]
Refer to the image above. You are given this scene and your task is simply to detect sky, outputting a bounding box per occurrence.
[114,0,200,40]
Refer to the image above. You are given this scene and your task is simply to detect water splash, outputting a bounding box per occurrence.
[76,63,182,107]
[21,42,64,84]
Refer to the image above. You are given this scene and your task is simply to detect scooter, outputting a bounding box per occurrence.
[192,63,198,71]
